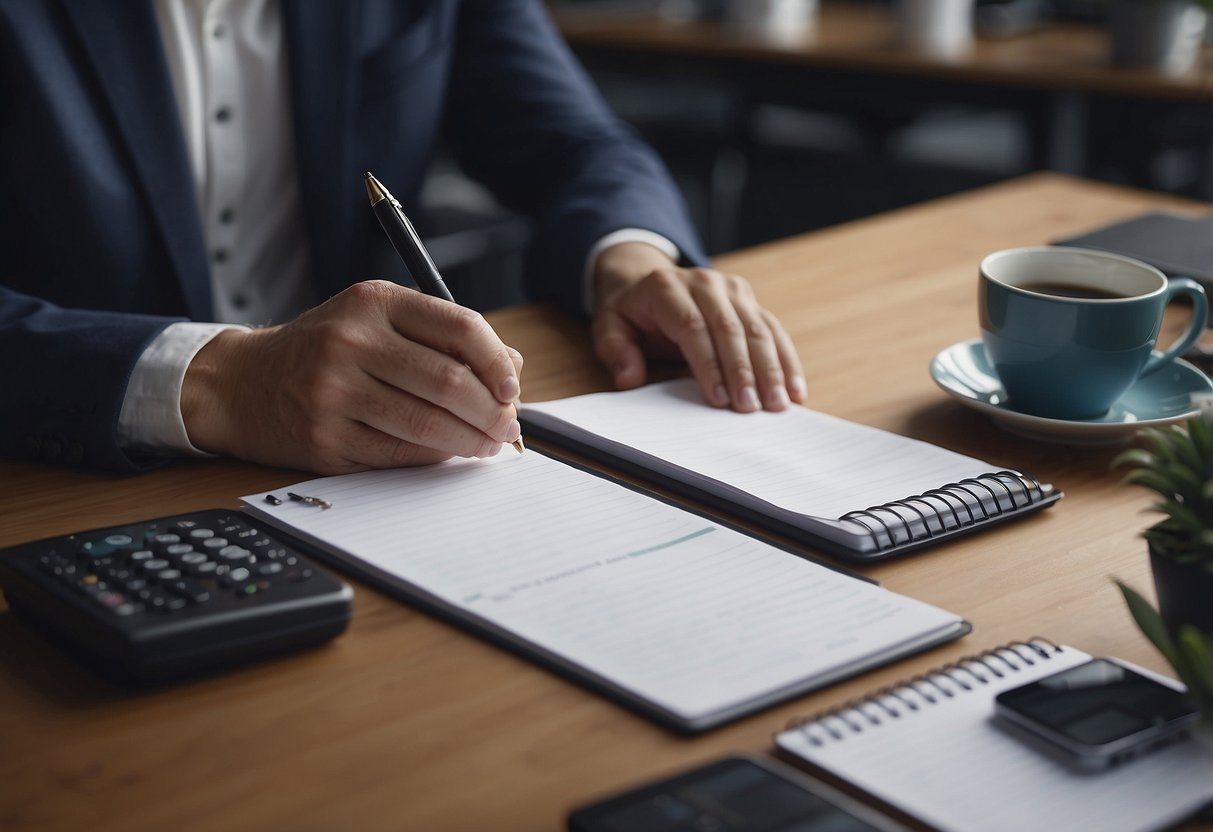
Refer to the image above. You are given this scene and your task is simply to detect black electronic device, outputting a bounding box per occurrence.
[994,657,1199,771]
[567,754,908,832]
[0,509,353,682]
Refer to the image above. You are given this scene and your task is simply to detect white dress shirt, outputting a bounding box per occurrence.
[119,0,677,457]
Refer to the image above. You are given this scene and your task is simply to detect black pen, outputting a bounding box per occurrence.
[364,171,524,453]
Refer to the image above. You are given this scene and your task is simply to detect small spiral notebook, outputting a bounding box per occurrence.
[520,380,1061,562]
[774,640,1213,832]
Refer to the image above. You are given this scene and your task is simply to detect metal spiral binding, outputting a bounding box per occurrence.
[839,470,1047,551]
[783,638,1062,747]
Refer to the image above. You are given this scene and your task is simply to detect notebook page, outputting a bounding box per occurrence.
[776,645,1213,832]
[242,452,963,722]
[523,380,1002,520]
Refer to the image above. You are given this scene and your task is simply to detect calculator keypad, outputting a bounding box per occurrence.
[38,513,314,618]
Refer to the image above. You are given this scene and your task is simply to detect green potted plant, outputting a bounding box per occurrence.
[1113,410,1213,635]
[1114,410,1213,719]
[1118,581,1213,720]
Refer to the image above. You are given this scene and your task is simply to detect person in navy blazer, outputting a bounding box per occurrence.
[0,0,806,473]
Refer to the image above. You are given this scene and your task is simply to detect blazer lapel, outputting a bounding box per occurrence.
[60,0,213,320]
[283,1,357,301]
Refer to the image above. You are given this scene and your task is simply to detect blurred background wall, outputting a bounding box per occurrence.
[420,0,1213,311]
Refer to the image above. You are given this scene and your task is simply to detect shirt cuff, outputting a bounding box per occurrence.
[582,228,680,318]
[118,322,250,457]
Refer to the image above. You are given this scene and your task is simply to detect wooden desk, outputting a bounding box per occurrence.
[1,174,1209,831]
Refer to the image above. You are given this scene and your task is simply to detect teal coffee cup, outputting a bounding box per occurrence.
[979,246,1207,420]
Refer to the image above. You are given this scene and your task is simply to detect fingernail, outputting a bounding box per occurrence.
[789,376,807,402]
[500,376,520,401]
[505,419,521,442]
[713,384,730,407]
[769,385,790,409]
[738,386,760,411]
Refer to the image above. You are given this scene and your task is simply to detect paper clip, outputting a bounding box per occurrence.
[288,492,332,510]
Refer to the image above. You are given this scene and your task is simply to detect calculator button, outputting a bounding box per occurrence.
[79,541,118,558]
[130,550,155,563]
[94,590,127,610]
[218,546,253,565]
[151,533,181,549]
[141,559,170,573]
[104,534,134,547]
[201,537,229,551]
[221,567,251,586]
[188,561,219,578]
[256,562,284,577]
[166,579,210,604]
[99,567,135,584]
[113,602,143,617]
[285,568,314,583]
[156,569,182,582]
[189,528,215,540]
[123,578,149,592]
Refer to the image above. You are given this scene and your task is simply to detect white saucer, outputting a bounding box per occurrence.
[930,339,1213,444]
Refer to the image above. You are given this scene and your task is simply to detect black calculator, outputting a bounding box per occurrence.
[0,509,353,682]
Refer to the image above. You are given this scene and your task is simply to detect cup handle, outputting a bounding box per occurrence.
[1141,277,1208,377]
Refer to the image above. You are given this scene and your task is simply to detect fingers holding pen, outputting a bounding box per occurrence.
[182,280,525,474]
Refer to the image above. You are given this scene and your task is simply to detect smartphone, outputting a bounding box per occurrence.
[994,657,1199,772]
[567,754,908,832]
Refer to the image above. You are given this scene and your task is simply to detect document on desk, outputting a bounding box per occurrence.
[520,379,1061,562]
[241,451,969,733]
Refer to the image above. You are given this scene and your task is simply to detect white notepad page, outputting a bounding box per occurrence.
[241,451,964,725]
[776,644,1213,832]
[523,379,1005,520]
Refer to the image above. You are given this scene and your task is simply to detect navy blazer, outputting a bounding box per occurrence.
[0,0,704,470]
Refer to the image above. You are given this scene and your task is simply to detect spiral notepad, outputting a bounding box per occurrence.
[775,640,1213,832]
[521,380,1061,562]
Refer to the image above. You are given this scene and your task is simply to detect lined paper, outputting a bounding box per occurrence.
[523,379,1002,520]
[242,451,965,726]
[777,645,1213,832]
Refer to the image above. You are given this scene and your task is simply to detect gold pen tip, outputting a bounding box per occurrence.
[364,171,387,205]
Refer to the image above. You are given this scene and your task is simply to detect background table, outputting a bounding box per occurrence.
[1,173,1210,831]
[556,4,1213,250]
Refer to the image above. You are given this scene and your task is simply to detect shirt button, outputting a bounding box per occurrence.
[231,294,248,310]
[212,22,227,38]
[218,208,235,224]
[214,107,232,123]
[213,249,229,264]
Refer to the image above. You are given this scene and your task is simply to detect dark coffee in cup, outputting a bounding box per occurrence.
[1014,281,1131,300]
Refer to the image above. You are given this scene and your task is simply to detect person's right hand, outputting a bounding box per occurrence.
[180,280,524,474]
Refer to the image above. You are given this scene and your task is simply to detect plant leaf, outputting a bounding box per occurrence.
[1175,626,1213,711]
[1166,425,1205,473]
[1111,448,1159,472]
[1116,581,1180,667]
[1125,470,1182,498]
[1153,499,1205,531]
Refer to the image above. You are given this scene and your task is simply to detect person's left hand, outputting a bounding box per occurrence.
[590,241,806,412]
